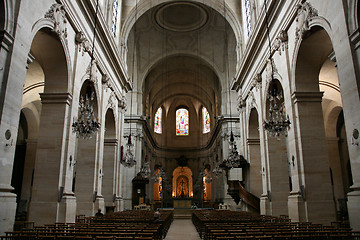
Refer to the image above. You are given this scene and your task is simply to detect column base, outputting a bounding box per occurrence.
[115,197,123,212]
[288,191,306,222]
[347,189,360,231]
[58,193,76,223]
[260,195,271,215]
[0,186,17,235]
[95,195,105,214]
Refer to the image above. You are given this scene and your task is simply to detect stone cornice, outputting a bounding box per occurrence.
[291,91,324,104]
[104,138,118,146]
[247,138,260,145]
[39,92,73,105]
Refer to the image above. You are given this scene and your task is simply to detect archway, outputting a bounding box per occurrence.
[22,28,70,226]
[293,27,340,224]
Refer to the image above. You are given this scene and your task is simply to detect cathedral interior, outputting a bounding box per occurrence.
[0,0,360,238]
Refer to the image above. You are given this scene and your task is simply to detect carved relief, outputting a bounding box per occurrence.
[237,95,246,112]
[118,96,127,113]
[107,91,117,111]
[75,32,91,56]
[247,91,256,110]
[273,30,288,55]
[102,74,114,91]
[45,4,68,43]
[251,73,262,90]
[295,1,318,41]
[86,60,98,85]
[266,58,278,80]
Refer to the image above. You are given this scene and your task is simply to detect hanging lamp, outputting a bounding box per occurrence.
[263,0,291,137]
[72,0,101,139]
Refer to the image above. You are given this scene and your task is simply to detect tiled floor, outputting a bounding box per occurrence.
[164,219,201,240]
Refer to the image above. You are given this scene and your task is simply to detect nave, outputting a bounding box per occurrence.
[1,209,360,240]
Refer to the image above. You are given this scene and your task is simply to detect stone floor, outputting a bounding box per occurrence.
[164,219,201,240]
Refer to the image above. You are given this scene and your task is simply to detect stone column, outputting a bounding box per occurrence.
[28,93,72,226]
[291,91,336,225]
[0,30,22,234]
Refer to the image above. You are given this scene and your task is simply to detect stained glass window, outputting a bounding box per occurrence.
[176,108,189,136]
[202,107,210,134]
[154,107,162,134]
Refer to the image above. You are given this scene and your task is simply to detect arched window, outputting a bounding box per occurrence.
[202,107,210,133]
[154,107,162,134]
[176,108,189,135]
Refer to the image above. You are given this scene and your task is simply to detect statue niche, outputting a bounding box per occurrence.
[172,166,193,198]
[176,175,189,198]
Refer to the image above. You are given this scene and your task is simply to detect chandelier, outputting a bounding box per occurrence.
[139,155,151,178]
[72,0,100,139]
[263,81,291,137]
[212,154,223,177]
[72,84,101,139]
[121,135,136,167]
[121,0,138,167]
[263,0,291,137]
[222,131,242,168]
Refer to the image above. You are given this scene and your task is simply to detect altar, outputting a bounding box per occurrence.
[173,198,192,209]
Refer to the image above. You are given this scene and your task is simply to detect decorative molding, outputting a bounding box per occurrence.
[104,138,118,146]
[45,4,68,43]
[75,32,91,56]
[295,1,318,41]
[246,138,260,145]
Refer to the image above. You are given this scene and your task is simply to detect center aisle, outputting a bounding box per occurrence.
[164,219,201,240]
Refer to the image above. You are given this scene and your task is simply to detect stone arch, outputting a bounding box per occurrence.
[25,26,71,226]
[292,23,340,224]
[120,0,243,59]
